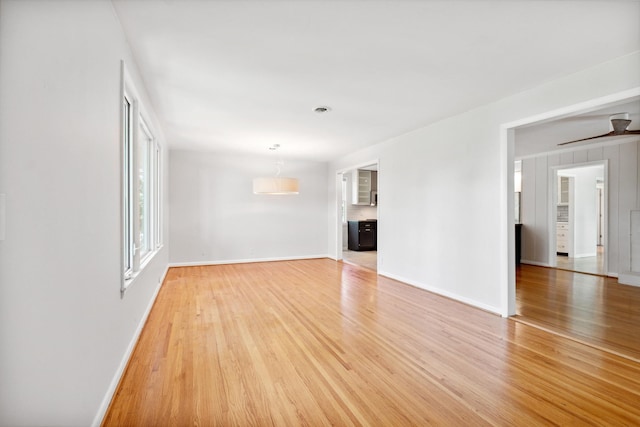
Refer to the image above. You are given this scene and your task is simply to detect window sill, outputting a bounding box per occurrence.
[121,245,163,297]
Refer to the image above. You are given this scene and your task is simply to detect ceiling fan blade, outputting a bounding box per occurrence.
[557,131,614,146]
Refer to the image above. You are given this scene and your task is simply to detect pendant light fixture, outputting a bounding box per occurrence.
[253,144,299,195]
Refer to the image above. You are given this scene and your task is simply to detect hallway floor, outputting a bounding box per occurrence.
[342,249,377,271]
[556,246,604,275]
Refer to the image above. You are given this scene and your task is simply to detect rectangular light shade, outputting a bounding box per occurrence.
[253,177,299,195]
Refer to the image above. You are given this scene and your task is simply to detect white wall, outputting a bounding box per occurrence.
[521,142,638,275]
[328,52,640,314]
[169,150,328,264]
[0,1,169,425]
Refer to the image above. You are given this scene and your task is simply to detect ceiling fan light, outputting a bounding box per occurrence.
[611,118,631,134]
[253,177,299,195]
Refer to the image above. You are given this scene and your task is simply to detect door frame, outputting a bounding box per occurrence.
[335,159,379,264]
[597,182,604,247]
[499,87,640,317]
[548,161,608,272]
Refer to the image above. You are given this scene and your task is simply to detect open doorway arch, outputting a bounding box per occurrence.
[500,87,640,317]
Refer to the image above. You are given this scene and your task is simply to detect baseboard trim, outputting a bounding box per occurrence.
[377,270,502,316]
[520,260,551,267]
[619,272,640,287]
[169,254,330,268]
[91,264,169,427]
[573,252,597,259]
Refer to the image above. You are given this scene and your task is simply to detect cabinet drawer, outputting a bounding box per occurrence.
[359,222,376,230]
[557,223,569,230]
[557,243,568,251]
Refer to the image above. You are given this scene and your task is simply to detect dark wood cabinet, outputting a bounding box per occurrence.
[348,220,377,251]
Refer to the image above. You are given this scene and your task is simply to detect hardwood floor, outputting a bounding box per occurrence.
[103,259,640,426]
[516,263,640,362]
[342,249,377,271]
[556,245,605,275]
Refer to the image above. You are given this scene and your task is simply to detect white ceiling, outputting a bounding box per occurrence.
[515,97,640,157]
[112,0,640,161]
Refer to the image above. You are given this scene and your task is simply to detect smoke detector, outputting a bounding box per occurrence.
[313,106,331,113]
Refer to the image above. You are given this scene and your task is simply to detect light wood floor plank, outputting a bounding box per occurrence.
[516,264,640,361]
[103,259,640,426]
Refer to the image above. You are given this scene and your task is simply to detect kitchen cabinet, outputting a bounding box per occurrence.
[556,176,571,255]
[557,222,569,255]
[558,176,569,204]
[352,170,377,205]
[348,220,377,251]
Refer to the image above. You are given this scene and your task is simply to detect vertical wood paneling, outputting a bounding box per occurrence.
[618,142,638,273]
[548,153,560,168]
[637,141,640,210]
[535,156,549,263]
[588,147,604,162]
[519,142,639,274]
[548,155,561,262]
[573,150,588,164]
[604,145,620,274]
[560,151,574,165]
[522,158,536,262]
[632,211,640,272]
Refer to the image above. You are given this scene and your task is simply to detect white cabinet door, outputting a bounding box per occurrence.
[352,170,371,205]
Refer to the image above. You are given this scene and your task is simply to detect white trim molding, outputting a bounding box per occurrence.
[169,254,330,268]
[378,270,502,316]
[619,272,640,287]
[520,260,551,267]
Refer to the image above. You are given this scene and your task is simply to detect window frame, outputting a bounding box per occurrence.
[120,61,162,297]
[138,117,153,262]
[122,93,134,279]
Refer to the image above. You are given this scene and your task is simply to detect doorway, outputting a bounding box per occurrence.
[337,161,379,272]
[551,163,607,276]
[502,88,640,316]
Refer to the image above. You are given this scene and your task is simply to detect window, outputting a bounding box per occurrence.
[138,119,152,260]
[123,94,134,277]
[121,63,162,295]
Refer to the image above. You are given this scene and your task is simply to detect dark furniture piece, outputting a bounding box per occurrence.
[348,220,377,251]
[515,224,522,265]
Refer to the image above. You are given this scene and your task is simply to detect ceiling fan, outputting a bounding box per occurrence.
[558,113,640,146]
